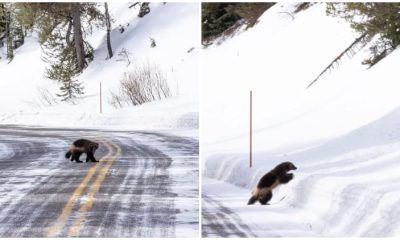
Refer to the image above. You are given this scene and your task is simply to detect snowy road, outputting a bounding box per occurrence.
[202,194,257,238]
[0,126,198,237]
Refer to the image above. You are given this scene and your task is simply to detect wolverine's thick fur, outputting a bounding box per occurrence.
[65,139,99,163]
[248,161,297,205]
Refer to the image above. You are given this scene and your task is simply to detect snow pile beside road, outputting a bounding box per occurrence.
[204,107,400,236]
[0,3,199,131]
[202,2,400,237]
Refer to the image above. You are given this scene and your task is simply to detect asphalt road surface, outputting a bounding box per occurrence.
[202,194,257,238]
[0,126,198,237]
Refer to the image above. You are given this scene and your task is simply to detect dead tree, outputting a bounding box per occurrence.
[104,2,113,59]
[306,33,369,89]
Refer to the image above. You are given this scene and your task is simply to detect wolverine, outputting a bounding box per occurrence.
[248,161,297,205]
[65,139,99,163]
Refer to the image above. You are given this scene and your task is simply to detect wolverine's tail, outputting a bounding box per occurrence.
[247,195,257,205]
[65,150,72,159]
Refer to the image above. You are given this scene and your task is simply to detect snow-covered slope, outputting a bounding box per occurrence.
[0,3,199,135]
[202,3,400,237]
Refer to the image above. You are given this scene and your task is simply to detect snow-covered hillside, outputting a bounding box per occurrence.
[0,3,199,135]
[202,3,400,237]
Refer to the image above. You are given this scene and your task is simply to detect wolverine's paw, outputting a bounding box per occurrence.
[280,173,294,184]
[76,160,83,163]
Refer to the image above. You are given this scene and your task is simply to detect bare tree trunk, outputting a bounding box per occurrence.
[306,33,369,89]
[0,3,6,46]
[3,4,13,61]
[138,2,150,17]
[104,2,113,59]
[65,19,73,47]
[72,3,85,72]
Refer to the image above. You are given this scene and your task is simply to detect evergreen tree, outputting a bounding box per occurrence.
[32,3,102,69]
[57,78,85,103]
[5,9,12,60]
[1,3,111,102]
[327,3,400,67]
[24,3,103,101]
[42,26,86,102]
[13,3,37,31]
[0,3,14,61]
[202,3,275,44]
[0,3,27,61]
[0,4,5,47]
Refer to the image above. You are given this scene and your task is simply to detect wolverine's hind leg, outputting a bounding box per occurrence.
[259,191,272,205]
[73,152,83,163]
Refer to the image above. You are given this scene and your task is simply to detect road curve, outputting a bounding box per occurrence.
[0,126,198,237]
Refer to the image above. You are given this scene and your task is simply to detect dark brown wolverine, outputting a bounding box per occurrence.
[65,139,99,163]
[248,161,297,205]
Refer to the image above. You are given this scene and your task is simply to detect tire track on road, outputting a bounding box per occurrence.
[202,194,256,238]
[0,127,198,237]
[0,135,66,237]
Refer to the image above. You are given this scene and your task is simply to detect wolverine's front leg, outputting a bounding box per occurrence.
[259,191,273,205]
[86,152,98,162]
[279,173,294,184]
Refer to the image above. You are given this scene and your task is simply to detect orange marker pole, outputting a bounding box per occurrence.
[100,82,103,114]
[250,90,252,168]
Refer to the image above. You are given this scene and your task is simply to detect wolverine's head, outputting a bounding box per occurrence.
[285,162,297,171]
[275,161,297,172]
[90,142,99,152]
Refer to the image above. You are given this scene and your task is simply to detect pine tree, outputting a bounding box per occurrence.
[202,3,275,44]
[327,3,400,67]
[1,3,108,101]
[33,3,102,69]
[13,3,38,31]
[42,29,85,102]
[0,4,28,61]
[0,3,14,61]
[57,78,85,103]
[27,3,103,101]
[0,4,5,47]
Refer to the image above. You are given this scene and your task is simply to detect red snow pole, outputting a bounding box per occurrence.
[250,90,252,168]
[100,82,103,114]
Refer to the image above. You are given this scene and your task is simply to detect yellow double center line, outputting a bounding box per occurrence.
[47,139,121,237]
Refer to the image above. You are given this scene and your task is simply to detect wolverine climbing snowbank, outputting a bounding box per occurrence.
[202,2,400,237]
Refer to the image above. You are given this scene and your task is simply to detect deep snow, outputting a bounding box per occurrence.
[202,2,400,237]
[0,3,199,136]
